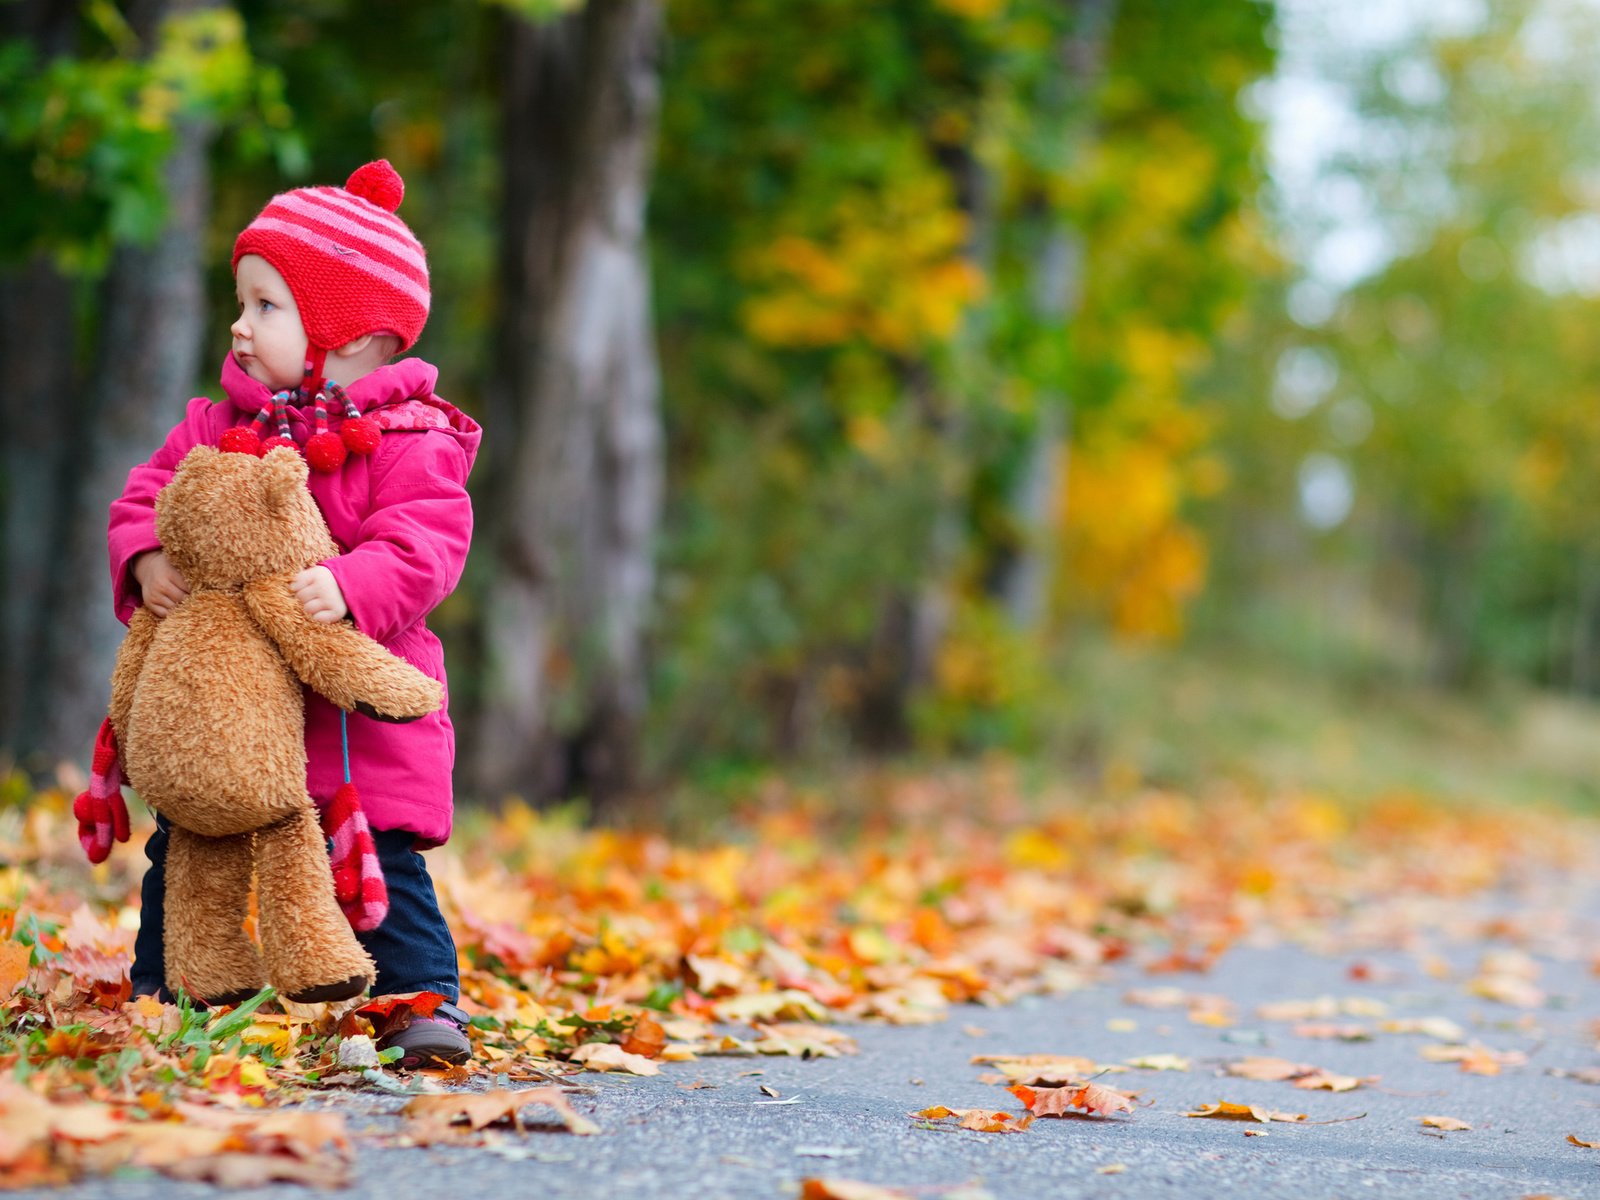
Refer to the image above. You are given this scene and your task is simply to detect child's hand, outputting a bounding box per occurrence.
[133,550,190,617]
[291,565,349,623]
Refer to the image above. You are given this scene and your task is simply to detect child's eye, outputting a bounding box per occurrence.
[258,299,275,313]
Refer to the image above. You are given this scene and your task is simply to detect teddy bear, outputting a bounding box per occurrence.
[102,444,442,1006]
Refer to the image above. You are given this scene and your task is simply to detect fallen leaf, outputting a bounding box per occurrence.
[1225,1057,1314,1082]
[0,939,29,998]
[401,1088,598,1137]
[801,1181,913,1200]
[911,1106,1032,1133]
[1124,1053,1190,1071]
[570,1042,661,1075]
[1420,1115,1471,1132]
[1549,1068,1600,1085]
[1184,1101,1306,1123]
[1291,1023,1372,1041]
[1097,1163,1127,1174]
[970,1054,1110,1084]
[620,1013,667,1058]
[1567,1134,1600,1148]
[1381,1017,1465,1041]
[1292,1070,1371,1093]
[1009,1083,1136,1118]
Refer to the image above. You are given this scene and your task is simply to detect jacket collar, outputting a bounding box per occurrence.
[221,353,441,416]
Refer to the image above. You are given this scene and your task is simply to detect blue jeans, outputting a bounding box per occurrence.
[130,814,460,1004]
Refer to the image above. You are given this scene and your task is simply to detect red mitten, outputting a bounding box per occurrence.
[321,782,388,931]
[72,719,129,864]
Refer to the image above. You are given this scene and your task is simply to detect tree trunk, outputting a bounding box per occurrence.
[38,111,214,762]
[0,258,78,763]
[473,0,664,818]
[2,0,218,765]
[998,0,1116,630]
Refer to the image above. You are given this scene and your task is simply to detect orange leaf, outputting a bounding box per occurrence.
[1568,1134,1600,1148]
[620,1014,667,1058]
[1009,1083,1136,1118]
[800,1180,914,1200]
[910,1105,1032,1133]
[0,939,29,998]
[1420,1115,1471,1132]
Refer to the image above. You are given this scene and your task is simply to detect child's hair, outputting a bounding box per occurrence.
[232,160,429,387]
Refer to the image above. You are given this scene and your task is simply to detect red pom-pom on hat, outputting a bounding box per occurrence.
[345,160,404,213]
[263,435,298,453]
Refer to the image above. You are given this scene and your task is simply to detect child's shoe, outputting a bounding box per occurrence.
[374,1000,472,1069]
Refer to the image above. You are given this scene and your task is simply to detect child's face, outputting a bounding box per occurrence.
[232,255,309,392]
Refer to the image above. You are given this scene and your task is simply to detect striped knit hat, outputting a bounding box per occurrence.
[232,160,429,356]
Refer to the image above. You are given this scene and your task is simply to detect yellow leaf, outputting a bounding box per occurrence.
[569,1043,660,1075]
[1183,1101,1306,1123]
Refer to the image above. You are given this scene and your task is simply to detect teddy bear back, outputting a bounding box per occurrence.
[155,446,340,590]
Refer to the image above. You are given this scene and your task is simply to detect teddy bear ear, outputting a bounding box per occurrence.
[260,446,310,513]
[175,444,220,475]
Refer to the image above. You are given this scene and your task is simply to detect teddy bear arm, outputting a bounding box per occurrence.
[242,575,443,720]
[108,606,160,741]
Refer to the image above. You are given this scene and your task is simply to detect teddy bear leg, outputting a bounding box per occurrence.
[164,826,266,1007]
[255,806,375,1004]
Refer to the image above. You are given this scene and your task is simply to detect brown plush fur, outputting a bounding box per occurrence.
[110,446,442,1005]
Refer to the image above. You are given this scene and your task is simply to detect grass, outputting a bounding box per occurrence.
[1045,635,1600,812]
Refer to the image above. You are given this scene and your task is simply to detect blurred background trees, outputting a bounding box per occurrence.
[6,0,1600,813]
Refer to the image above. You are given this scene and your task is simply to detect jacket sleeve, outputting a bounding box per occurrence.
[321,431,474,645]
[106,398,222,624]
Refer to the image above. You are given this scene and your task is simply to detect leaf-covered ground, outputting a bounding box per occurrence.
[2,766,1597,1191]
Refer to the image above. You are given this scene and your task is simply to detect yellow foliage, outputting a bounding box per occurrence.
[934,0,1007,19]
[741,168,984,353]
[1058,437,1209,641]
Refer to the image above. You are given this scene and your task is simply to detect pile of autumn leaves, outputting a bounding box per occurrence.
[0,766,1582,1188]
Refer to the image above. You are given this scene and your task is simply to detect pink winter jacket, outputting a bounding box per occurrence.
[107,354,482,846]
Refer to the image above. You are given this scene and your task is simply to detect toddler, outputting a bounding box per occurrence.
[106,160,480,1068]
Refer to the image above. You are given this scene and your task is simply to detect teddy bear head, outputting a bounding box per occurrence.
[155,446,339,590]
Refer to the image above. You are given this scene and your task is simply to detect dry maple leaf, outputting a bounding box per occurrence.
[1009,1083,1136,1118]
[1292,1070,1371,1093]
[1225,1057,1315,1082]
[1567,1134,1600,1148]
[1419,1115,1471,1132]
[968,1054,1107,1084]
[1549,1068,1600,1085]
[801,1180,914,1200]
[569,1042,661,1075]
[1183,1101,1307,1123]
[1291,1022,1372,1041]
[911,1106,1032,1133]
[401,1087,598,1137]
[0,939,29,999]
[620,1014,667,1058]
[1124,1053,1189,1071]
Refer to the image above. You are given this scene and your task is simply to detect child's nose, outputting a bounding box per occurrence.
[230,313,249,339]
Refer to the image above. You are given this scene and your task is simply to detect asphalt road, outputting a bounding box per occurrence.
[27,880,1600,1200]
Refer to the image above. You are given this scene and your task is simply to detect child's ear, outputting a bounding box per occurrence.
[260,446,310,513]
[334,334,376,358]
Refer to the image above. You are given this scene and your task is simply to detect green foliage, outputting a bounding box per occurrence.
[1250,0,1600,690]
[0,5,296,272]
[650,0,1276,763]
